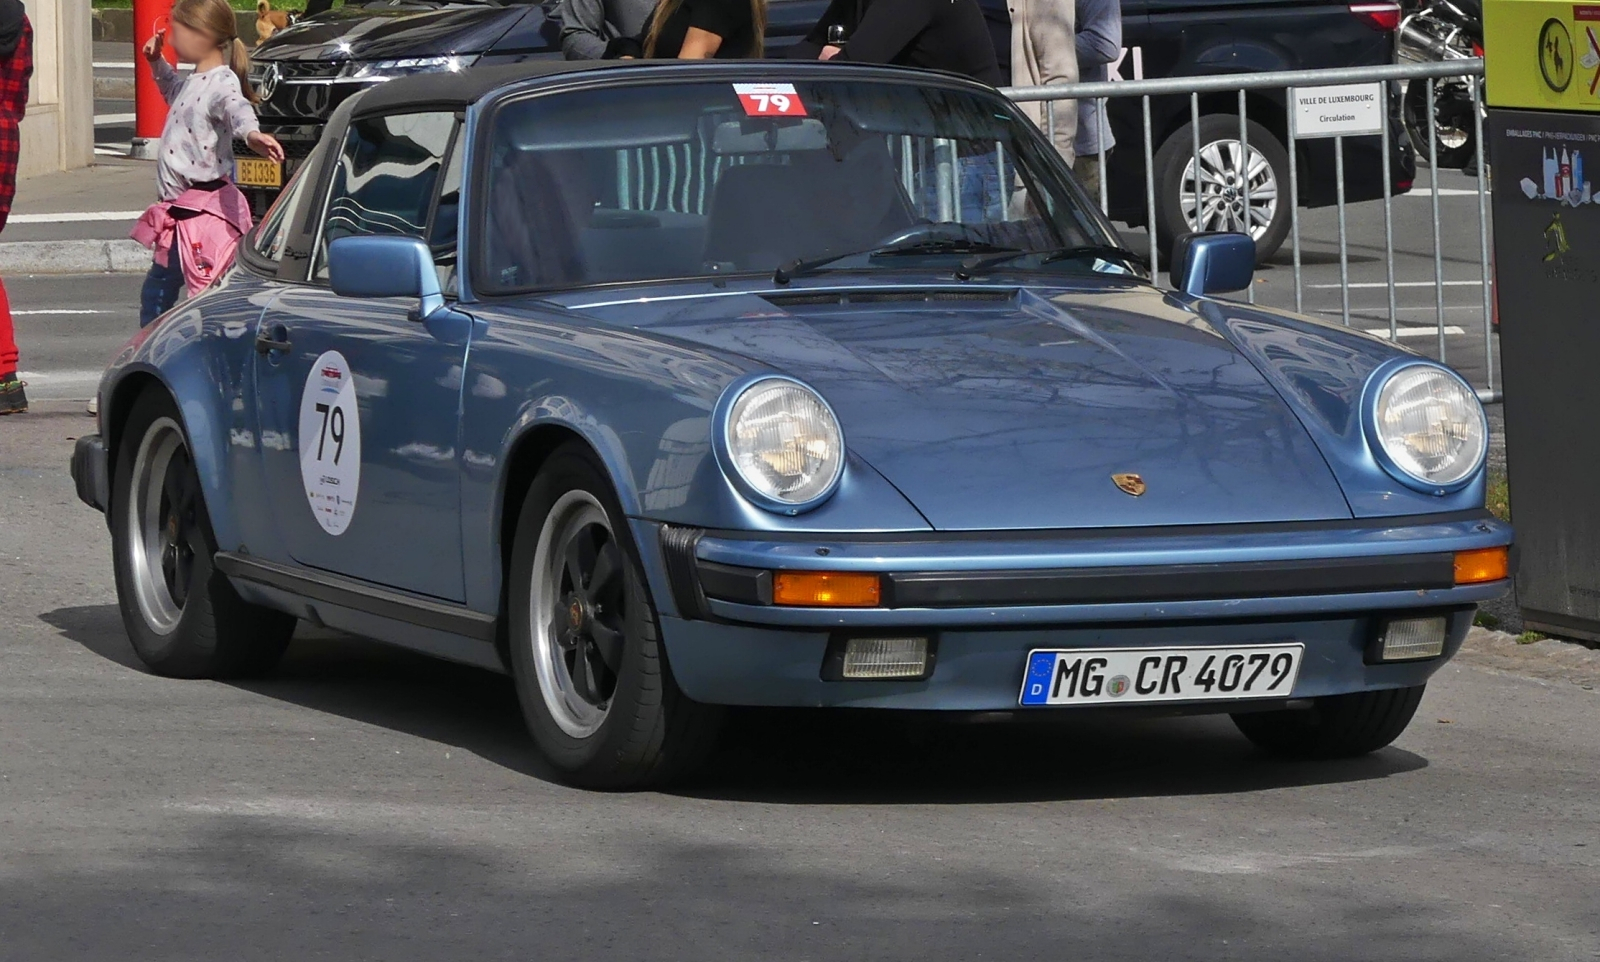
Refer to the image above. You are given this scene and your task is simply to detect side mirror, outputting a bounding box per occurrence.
[328,234,443,319]
[1170,231,1255,297]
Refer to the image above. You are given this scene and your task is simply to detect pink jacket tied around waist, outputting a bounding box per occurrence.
[132,184,254,297]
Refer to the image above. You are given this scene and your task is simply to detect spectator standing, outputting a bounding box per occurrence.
[556,0,655,59]
[1010,0,1077,166]
[0,0,30,416]
[1072,0,1120,199]
[605,0,766,58]
[134,0,282,326]
[792,0,1002,85]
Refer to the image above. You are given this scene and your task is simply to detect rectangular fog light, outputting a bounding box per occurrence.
[841,637,929,680]
[1378,615,1448,661]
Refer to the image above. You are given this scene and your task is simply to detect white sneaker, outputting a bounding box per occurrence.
[86,394,98,417]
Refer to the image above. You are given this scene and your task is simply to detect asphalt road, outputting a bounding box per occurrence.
[0,403,1596,960]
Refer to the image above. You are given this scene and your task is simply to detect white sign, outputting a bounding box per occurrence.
[298,350,362,536]
[1289,82,1384,139]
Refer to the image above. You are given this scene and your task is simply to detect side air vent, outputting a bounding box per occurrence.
[658,524,708,620]
[764,289,1016,308]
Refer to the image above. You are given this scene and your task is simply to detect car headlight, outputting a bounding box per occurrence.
[718,377,845,512]
[340,55,477,82]
[1367,363,1486,491]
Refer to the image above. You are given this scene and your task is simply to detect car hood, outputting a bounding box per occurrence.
[254,3,520,61]
[571,285,1355,531]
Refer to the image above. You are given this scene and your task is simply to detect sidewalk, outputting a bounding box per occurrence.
[0,158,154,275]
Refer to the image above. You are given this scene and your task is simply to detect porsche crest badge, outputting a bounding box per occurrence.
[1112,473,1146,497]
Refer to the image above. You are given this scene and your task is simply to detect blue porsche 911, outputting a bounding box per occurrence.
[71,60,1512,788]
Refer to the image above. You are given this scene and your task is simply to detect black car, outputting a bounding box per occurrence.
[241,0,1412,259]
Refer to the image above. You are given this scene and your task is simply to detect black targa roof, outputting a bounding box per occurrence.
[348,59,985,117]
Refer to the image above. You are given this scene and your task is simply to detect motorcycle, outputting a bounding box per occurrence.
[1398,0,1484,171]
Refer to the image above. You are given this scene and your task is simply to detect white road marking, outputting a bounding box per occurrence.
[93,61,191,70]
[1307,280,1484,289]
[94,113,136,126]
[16,370,106,384]
[1362,325,1468,338]
[1406,187,1482,196]
[10,309,114,316]
[9,211,146,223]
[93,144,131,157]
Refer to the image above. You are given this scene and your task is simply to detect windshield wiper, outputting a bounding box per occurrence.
[955,245,1148,279]
[773,239,1022,285]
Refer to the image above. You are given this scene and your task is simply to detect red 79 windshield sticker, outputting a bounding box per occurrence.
[733,83,807,117]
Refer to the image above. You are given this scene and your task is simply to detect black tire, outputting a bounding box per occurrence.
[507,442,721,789]
[1153,114,1293,264]
[1231,685,1426,758]
[110,388,294,678]
[1403,79,1478,172]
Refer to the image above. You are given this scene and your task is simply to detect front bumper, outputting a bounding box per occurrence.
[71,433,108,514]
[641,513,1512,709]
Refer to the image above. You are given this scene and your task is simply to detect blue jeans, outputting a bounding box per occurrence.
[140,239,183,327]
[915,153,1008,224]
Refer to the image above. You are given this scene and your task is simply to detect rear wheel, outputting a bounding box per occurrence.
[508,442,721,789]
[1231,685,1426,758]
[110,389,294,677]
[1154,114,1292,264]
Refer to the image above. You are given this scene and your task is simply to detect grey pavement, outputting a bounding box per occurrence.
[1,403,1597,960]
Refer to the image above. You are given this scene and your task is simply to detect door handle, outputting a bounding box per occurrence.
[255,325,292,355]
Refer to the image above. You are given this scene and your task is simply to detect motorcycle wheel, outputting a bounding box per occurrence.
[1404,78,1478,171]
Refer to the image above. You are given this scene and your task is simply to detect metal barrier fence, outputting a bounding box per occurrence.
[1002,59,1498,402]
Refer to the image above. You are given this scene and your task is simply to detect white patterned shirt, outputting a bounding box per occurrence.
[151,59,259,201]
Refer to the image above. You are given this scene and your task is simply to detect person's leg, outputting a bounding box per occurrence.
[139,241,184,326]
[1032,0,1079,167]
[0,275,25,415]
[1072,153,1101,201]
[0,274,15,378]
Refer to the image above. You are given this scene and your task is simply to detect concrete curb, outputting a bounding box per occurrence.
[0,239,149,274]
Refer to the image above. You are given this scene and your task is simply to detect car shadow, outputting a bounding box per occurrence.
[43,604,1427,803]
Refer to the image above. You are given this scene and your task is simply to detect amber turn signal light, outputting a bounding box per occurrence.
[1454,546,1509,585]
[772,571,882,607]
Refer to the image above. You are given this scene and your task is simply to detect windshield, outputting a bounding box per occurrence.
[476,78,1130,293]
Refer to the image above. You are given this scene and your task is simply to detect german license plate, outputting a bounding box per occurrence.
[234,157,282,188]
[1019,644,1303,706]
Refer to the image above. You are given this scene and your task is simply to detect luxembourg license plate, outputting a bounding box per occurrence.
[234,157,282,188]
[1019,644,1304,707]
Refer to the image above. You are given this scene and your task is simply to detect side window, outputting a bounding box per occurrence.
[313,111,457,281]
[250,159,316,264]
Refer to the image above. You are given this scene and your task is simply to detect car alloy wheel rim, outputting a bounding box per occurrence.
[127,417,200,635]
[1180,139,1279,241]
[529,490,628,739]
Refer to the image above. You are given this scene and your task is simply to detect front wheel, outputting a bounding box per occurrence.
[1231,685,1426,758]
[110,389,295,677]
[1153,114,1292,264]
[508,442,721,789]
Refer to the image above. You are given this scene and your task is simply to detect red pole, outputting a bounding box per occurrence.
[131,0,174,157]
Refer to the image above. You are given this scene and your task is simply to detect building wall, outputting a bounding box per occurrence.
[19,0,94,178]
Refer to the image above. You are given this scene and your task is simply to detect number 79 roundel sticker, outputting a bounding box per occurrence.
[298,350,362,535]
[733,83,807,117]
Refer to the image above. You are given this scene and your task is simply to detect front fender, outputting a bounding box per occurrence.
[458,308,931,613]
[102,274,279,554]
[1203,300,1489,517]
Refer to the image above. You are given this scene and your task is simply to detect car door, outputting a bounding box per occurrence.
[252,110,471,602]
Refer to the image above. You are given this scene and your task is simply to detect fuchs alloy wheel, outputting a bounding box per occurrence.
[1231,685,1427,758]
[508,442,721,789]
[1154,115,1292,264]
[110,389,294,677]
